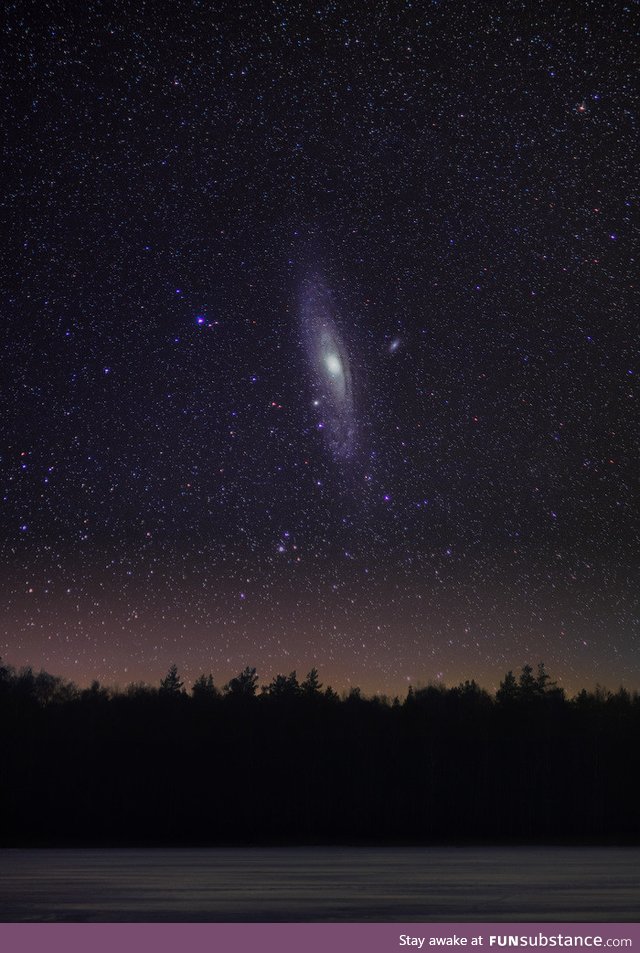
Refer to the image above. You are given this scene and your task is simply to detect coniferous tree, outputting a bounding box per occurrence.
[496,669,518,705]
[192,673,218,701]
[535,661,551,694]
[301,667,322,695]
[518,663,537,698]
[266,671,299,698]
[159,664,184,696]
[224,666,258,697]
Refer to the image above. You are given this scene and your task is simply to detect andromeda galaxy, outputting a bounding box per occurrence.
[299,276,356,459]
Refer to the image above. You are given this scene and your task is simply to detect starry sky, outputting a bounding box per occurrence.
[1,0,637,696]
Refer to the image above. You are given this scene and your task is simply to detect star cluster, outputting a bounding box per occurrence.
[1,0,637,695]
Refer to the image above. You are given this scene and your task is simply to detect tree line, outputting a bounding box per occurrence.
[0,659,638,846]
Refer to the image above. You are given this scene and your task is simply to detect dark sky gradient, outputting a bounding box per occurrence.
[1,0,637,695]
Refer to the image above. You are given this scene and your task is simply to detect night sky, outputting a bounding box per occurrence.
[2,0,637,696]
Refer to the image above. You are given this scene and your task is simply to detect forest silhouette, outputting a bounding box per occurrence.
[1,659,638,846]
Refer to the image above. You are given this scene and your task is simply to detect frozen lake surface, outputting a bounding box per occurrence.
[0,847,638,921]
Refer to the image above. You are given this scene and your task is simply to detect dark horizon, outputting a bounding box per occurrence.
[2,655,640,701]
[2,657,639,849]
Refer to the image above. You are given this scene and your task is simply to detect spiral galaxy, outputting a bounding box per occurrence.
[299,276,356,459]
